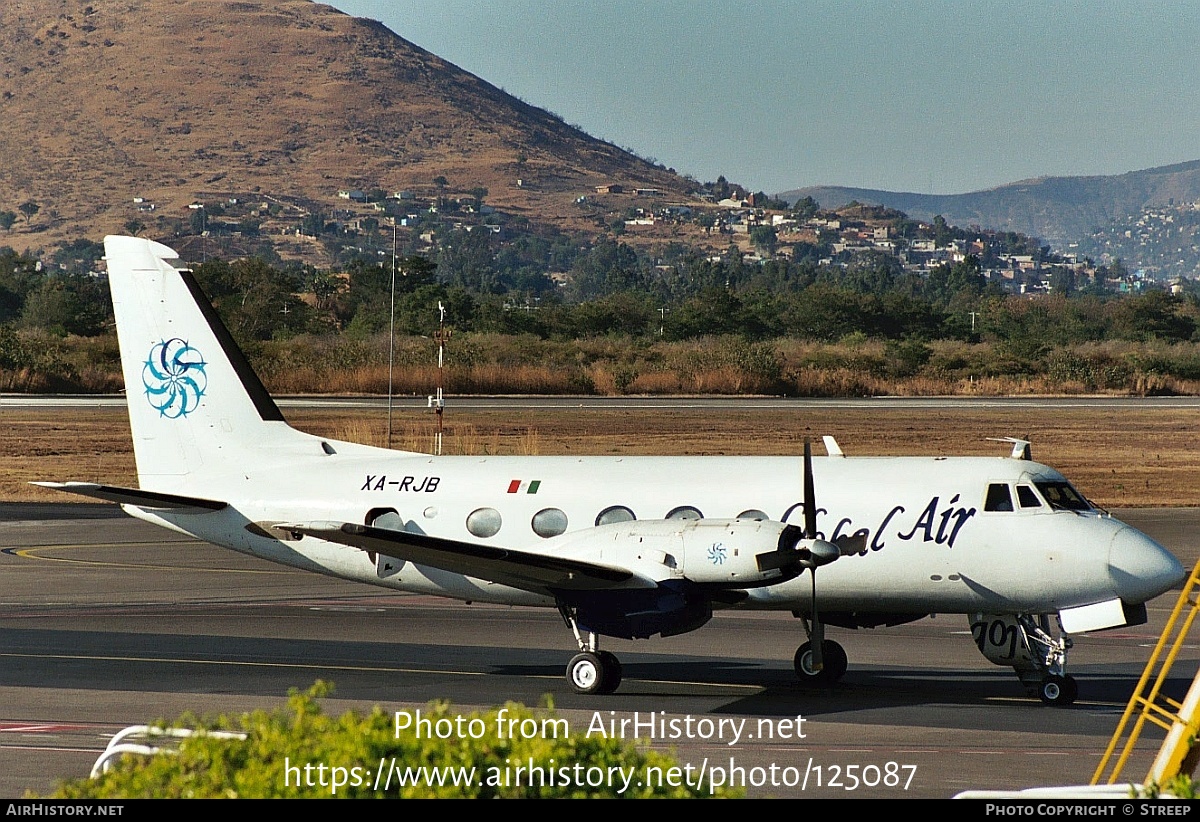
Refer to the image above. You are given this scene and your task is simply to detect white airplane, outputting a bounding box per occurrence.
[40,236,1186,705]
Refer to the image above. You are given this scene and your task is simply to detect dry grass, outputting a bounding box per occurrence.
[266,364,592,396]
[6,403,1200,508]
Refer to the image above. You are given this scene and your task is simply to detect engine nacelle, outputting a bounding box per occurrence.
[676,518,804,586]
[548,519,808,639]
[552,518,805,588]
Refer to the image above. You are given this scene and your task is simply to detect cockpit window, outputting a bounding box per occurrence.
[1015,485,1043,509]
[1035,481,1092,511]
[984,483,1013,512]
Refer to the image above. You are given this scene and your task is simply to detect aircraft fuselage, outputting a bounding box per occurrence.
[127,449,1175,620]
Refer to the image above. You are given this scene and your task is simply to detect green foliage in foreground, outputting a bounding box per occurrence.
[1141,774,1199,799]
[51,683,740,798]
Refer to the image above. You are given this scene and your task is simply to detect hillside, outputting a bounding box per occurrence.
[0,0,690,254]
[781,160,1200,245]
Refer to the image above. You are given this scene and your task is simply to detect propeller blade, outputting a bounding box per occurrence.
[810,570,823,671]
[803,438,816,539]
[833,532,868,557]
[756,549,795,573]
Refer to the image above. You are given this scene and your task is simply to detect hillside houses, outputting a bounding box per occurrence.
[1080,200,1200,281]
[609,196,1148,296]
[153,175,1156,300]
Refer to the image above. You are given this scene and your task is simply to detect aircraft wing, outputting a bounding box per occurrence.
[32,482,228,512]
[286,521,653,594]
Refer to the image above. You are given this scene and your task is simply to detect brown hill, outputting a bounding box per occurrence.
[0,0,689,253]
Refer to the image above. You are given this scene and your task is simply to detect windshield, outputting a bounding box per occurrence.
[1034,481,1092,511]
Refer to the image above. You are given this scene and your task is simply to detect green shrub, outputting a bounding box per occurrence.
[50,683,741,799]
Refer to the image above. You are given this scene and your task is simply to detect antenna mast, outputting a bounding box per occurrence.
[386,223,397,449]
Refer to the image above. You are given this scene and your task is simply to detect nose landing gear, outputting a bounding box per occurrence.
[970,612,1078,706]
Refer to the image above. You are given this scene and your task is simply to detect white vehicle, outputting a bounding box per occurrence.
[41,236,1186,704]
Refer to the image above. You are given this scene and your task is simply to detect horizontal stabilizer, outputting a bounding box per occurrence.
[285,521,645,594]
[33,482,228,512]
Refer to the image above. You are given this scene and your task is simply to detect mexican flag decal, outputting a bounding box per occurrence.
[507,479,541,494]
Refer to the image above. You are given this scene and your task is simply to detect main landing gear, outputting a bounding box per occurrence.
[792,614,848,685]
[560,605,622,694]
[567,650,622,695]
[794,639,848,685]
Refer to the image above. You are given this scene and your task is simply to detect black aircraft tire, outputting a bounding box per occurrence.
[567,652,605,694]
[597,650,623,694]
[1039,674,1078,706]
[794,640,848,685]
[568,652,622,695]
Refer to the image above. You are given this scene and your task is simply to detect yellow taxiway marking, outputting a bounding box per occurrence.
[985,695,1127,708]
[7,543,284,574]
[0,651,485,676]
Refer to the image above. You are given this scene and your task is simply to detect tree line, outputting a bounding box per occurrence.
[2,236,1200,353]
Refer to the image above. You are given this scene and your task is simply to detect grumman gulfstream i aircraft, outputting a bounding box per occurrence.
[40,236,1186,705]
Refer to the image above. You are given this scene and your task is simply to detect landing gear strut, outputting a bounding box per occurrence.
[560,604,622,694]
[1020,614,1077,706]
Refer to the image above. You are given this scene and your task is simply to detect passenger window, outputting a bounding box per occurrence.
[984,484,1013,512]
[466,507,502,538]
[596,506,636,526]
[531,508,568,538]
[1016,485,1043,509]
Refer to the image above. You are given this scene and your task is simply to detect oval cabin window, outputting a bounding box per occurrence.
[595,506,636,526]
[532,508,568,538]
[466,507,503,538]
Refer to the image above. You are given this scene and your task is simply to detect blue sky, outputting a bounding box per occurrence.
[329,1,1200,196]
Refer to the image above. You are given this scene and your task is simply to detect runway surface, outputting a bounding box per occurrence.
[0,504,1196,799]
[8,394,1200,411]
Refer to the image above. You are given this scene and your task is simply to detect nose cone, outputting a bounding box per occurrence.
[1108,526,1186,604]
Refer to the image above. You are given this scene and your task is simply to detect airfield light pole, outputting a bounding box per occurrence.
[387,223,397,449]
[430,301,450,456]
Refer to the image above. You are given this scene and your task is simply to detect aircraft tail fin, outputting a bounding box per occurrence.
[104,235,312,488]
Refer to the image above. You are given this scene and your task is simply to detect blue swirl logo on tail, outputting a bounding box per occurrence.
[142,339,207,418]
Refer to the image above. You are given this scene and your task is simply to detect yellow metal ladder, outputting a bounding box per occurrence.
[1092,558,1200,788]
